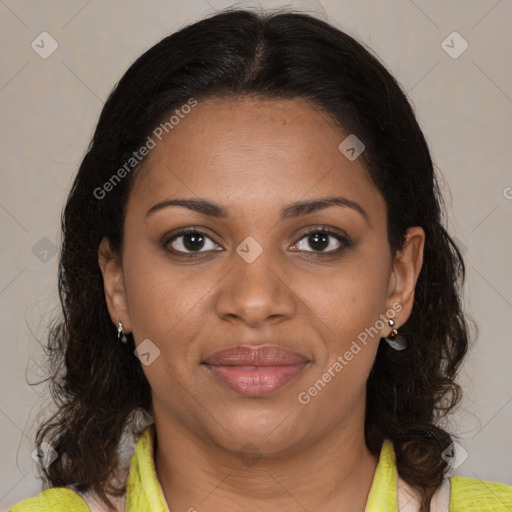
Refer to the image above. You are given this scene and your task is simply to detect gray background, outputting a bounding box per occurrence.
[1,0,511,509]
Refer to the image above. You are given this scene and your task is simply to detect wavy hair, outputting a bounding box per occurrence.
[34,8,470,512]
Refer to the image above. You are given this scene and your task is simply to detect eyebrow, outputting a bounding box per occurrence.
[146,196,369,223]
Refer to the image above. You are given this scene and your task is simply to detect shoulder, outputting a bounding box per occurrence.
[8,487,90,512]
[449,476,512,511]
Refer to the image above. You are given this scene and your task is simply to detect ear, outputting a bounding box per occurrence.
[98,236,131,334]
[384,226,425,330]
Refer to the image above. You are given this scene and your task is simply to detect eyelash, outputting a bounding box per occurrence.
[162,226,352,258]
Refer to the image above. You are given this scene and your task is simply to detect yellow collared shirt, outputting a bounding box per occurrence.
[9,426,512,511]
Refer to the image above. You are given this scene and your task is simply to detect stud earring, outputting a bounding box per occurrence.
[383,319,407,351]
[117,322,128,343]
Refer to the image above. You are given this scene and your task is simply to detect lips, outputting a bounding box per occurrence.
[202,345,309,397]
[204,345,308,366]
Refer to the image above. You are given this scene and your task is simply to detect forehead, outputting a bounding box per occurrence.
[127,96,385,222]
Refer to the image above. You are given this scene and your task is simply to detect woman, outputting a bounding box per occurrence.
[10,8,511,512]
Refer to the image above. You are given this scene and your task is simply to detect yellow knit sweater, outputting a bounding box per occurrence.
[9,427,512,511]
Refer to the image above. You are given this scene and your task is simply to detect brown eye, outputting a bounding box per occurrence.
[164,228,220,255]
[292,228,351,254]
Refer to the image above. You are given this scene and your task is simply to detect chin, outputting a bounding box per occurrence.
[204,403,305,455]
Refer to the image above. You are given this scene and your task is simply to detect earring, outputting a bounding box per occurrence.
[117,322,128,343]
[383,319,407,351]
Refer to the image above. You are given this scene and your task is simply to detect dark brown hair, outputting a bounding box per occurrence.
[35,8,470,512]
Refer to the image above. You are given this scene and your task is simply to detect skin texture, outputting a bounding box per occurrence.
[98,97,425,511]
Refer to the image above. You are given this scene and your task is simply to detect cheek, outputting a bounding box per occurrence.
[307,251,391,390]
[299,261,389,412]
[318,253,391,331]
[121,242,202,347]
[121,255,206,397]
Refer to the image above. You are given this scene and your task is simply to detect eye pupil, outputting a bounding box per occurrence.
[184,232,205,251]
[166,228,347,257]
[309,232,329,251]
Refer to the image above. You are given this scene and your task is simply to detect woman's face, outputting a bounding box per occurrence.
[99,96,424,456]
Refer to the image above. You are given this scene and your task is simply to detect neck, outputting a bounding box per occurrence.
[154,411,379,512]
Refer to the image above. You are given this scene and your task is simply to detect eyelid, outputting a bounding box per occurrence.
[162,225,352,255]
[162,226,222,250]
[292,226,352,253]
[298,225,350,242]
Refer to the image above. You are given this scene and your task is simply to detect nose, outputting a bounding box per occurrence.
[215,247,297,328]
